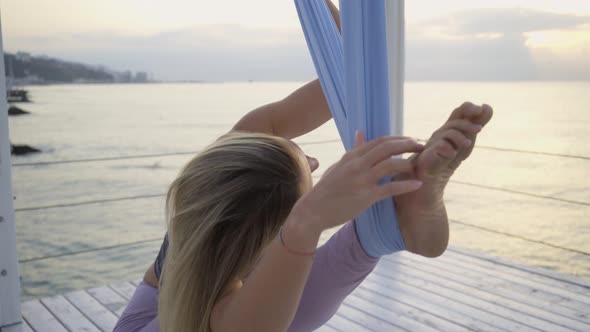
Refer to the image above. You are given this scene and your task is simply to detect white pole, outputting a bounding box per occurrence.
[0,10,23,332]
[386,0,405,136]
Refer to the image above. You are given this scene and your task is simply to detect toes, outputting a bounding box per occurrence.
[449,101,480,121]
[435,140,458,160]
[474,104,494,126]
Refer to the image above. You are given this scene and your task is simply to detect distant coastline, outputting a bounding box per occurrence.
[4,51,152,86]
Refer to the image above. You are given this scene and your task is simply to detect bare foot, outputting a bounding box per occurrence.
[395,102,493,256]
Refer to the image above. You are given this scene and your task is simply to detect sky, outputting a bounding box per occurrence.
[2,0,590,81]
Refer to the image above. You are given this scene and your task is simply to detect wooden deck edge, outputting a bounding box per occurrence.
[448,246,590,289]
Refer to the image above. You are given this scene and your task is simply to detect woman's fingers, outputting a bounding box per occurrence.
[353,131,367,148]
[373,179,423,202]
[370,157,414,183]
[353,135,416,157]
[434,119,481,139]
[363,138,424,166]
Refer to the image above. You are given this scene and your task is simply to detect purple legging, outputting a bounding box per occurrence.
[113,221,379,332]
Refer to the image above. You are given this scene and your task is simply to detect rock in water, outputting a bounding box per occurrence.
[7,90,30,102]
[8,106,30,116]
[11,144,41,155]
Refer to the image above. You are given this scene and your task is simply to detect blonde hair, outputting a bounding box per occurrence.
[159,132,304,332]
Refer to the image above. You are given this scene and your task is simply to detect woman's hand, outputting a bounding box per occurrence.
[293,132,425,233]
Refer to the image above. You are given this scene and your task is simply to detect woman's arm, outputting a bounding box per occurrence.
[232,1,340,139]
[113,280,159,332]
[212,212,321,332]
[232,79,332,139]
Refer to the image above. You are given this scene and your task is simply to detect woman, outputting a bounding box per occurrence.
[114,89,491,332]
[165,130,427,331]
[114,2,493,331]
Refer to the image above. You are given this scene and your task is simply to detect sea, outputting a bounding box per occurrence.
[7,81,590,300]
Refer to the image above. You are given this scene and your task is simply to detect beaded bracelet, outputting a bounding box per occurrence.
[279,227,316,257]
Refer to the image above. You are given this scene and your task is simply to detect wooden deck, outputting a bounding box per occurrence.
[12,247,590,332]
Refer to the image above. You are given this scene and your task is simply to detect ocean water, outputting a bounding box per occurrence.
[8,81,590,299]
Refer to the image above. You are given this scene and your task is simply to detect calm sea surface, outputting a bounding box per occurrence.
[8,81,590,299]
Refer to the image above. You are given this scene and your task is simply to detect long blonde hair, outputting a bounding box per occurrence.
[159,132,304,332]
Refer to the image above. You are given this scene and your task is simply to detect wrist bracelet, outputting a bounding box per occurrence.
[279,227,316,257]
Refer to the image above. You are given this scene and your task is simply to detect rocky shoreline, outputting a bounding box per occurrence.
[11,144,41,155]
[8,105,30,116]
[7,103,41,155]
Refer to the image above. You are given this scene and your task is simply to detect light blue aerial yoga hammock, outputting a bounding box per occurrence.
[295,0,406,257]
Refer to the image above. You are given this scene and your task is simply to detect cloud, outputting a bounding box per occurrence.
[421,8,590,36]
[6,8,590,81]
[405,8,590,80]
[406,33,539,81]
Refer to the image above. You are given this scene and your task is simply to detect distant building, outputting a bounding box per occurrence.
[134,71,148,83]
[114,71,133,83]
[13,74,44,85]
[15,52,31,62]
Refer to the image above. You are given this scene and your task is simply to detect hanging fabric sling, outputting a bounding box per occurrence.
[295,0,406,257]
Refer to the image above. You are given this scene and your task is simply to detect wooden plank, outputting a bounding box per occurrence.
[375,260,579,331]
[87,287,128,317]
[325,312,375,332]
[443,249,590,299]
[356,281,505,332]
[0,319,35,332]
[0,18,21,329]
[21,300,67,332]
[438,250,590,315]
[394,252,590,324]
[363,274,527,331]
[449,247,590,290]
[345,293,443,332]
[109,282,137,300]
[23,319,34,332]
[351,287,475,332]
[65,290,119,332]
[386,256,589,331]
[369,268,540,331]
[115,306,127,318]
[314,323,340,332]
[399,251,590,317]
[337,303,404,331]
[441,249,590,299]
[2,323,23,332]
[40,296,100,332]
